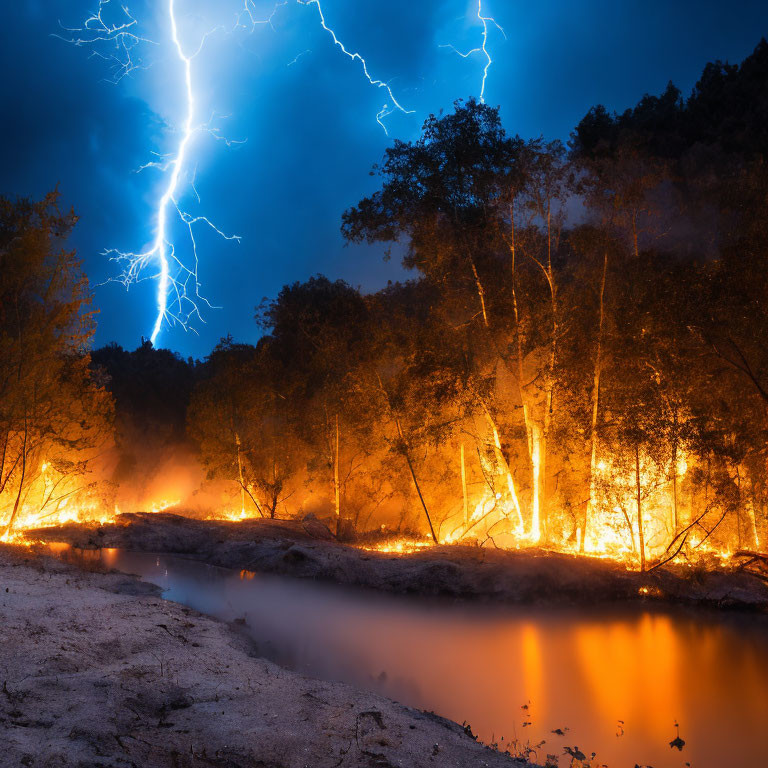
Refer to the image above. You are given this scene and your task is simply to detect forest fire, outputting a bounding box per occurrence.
[0,396,760,574]
[5,4,768,766]
[5,81,768,576]
[0,450,750,574]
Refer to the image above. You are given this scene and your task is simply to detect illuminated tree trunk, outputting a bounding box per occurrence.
[4,414,28,538]
[505,212,537,531]
[395,416,438,543]
[469,255,489,328]
[529,423,542,542]
[0,429,8,497]
[635,444,646,572]
[733,465,758,550]
[662,395,683,542]
[745,471,760,550]
[505,203,555,542]
[736,466,742,549]
[268,459,279,519]
[4,309,27,538]
[242,484,265,519]
[233,415,266,519]
[235,432,246,515]
[632,208,640,260]
[750,507,761,550]
[540,396,552,542]
[460,441,469,526]
[376,374,437,543]
[672,444,679,534]
[584,249,608,551]
[0,428,21,500]
[483,407,524,533]
[540,204,558,542]
[334,413,341,534]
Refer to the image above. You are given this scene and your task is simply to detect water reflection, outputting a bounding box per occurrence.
[50,546,768,767]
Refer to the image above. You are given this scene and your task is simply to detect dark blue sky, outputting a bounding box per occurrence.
[2,1,766,357]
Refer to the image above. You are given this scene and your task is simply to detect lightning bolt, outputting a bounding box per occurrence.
[61,0,244,343]
[296,0,415,133]
[142,0,227,342]
[442,0,505,102]
[238,0,288,31]
[60,1,492,343]
[54,0,155,83]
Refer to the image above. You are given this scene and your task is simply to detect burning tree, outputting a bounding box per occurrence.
[256,277,373,534]
[188,338,306,520]
[0,193,114,538]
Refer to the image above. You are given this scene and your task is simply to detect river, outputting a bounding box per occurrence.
[50,546,768,767]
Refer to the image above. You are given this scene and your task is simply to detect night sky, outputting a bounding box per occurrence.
[2,0,766,357]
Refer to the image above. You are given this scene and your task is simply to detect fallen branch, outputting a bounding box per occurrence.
[732,550,768,583]
[648,507,711,572]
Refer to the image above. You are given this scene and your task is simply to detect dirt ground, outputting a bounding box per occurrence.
[0,545,532,768]
[34,512,768,611]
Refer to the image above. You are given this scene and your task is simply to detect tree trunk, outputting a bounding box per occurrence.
[505,213,537,530]
[750,474,762,551]
[469,255,489,328]
[395,416,438,544]
[539,203,557,542]
[636,444,646,572]
[4,413,28,538]
[672,436,680,536]
[460,441,469,526]
[483,407,524,533]
[632,208,639,259]
[584,248,608,551]
[242,484,266,519]
[540,399,552,541]
[375,373,438,543]
[270,460,278,519]
[334,412,341,535]
[748,497,760,551]
[235,432,246,516]
[529,423,542,542]
[672,447,679,535]
[736,465,743,550]
[0,427,9,496]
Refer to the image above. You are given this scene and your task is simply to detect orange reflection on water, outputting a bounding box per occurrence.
[101,548,119,568]
[307,604,768,767]
[519,622,544,718]
[45,541,72,556]
[572,613,682,749]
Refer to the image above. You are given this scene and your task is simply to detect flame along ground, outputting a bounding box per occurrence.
[0,441,746,573]
[60,0,504,345]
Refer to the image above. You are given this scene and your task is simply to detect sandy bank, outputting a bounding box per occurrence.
[33,512,768,611]
[0,545,530,768]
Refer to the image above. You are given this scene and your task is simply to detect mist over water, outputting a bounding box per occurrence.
[54,547,768,768]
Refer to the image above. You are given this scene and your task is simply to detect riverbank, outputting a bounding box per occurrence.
[0,544,531,768]
[30,512,768,610]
